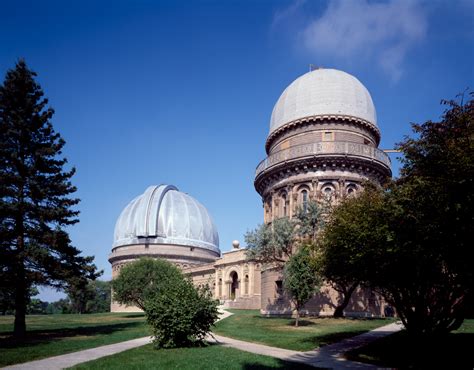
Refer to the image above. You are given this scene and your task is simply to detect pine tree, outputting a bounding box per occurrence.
[0,60,100,339]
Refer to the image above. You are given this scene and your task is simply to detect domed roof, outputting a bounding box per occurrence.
[269,69,377,135]
[113,185,220,254]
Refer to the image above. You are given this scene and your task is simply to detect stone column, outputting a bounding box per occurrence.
[274,198,280,219]
[287,183,294,219]
[270,191,276,222]
[224,280,230,299]
[237,279,241,299]
[292,191,298,215]
[312,179,318,201]
[339,178,345,198]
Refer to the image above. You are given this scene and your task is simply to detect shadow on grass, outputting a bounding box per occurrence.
[346,331,474,368]
[299,330,368,348]
[120,313,146,319]
[285,320,315,327]
[203,343,318,370]
[0,321,143,349]
[242,360,323,370]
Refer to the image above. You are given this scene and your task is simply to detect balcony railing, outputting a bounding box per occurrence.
[256,141,391,177]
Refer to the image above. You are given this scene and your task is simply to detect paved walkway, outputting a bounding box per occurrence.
[208,321,403,369]
[2,307,233,370]
[2,336,153,370]
[215,306,234,321]
[3,308,402,370]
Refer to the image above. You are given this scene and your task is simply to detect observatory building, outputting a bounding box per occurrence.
[110,68,391,315]
[254,68,391,315]
[255,68,391,220]
[110,184,220,270]
[109,185,261,312]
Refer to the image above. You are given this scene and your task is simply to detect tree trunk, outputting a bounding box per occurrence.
[333,305,345,318]
[333,283,358,318]
[13,229,26,340]
[13,260,26,339]
[295,309,299,327]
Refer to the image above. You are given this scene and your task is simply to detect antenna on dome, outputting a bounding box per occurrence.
[309,64,321,72]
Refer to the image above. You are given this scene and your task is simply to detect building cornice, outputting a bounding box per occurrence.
[254,154,391,196]
[108,251,218,265]
[265,115,381,154]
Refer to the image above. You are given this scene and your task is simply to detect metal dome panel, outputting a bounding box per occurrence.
[113,185,220,254]
[270,69,377,135]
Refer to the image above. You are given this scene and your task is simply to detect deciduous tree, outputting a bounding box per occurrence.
[245,217,296,266]
[317,185,387,317]
[382,93,474,335]
[112,258,182,311]
[295,200,325,242]
[245,201,324,266]
[65,279,111,314]
[284,246,321,326]
[318,93,473,334]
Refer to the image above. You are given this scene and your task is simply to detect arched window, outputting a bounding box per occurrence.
[322,183,335,201]
[302,190,308,212]
[347,185,356,196]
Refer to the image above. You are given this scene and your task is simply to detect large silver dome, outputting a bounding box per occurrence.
[113,185,220,254]
[270,68,377,135]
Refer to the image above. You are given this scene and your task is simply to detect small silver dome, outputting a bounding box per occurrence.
[270,69,377,135]
[113,185,220,254]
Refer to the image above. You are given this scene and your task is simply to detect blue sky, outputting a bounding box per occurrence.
[1,0,473,301]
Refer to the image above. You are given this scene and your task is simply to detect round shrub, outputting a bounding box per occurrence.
[145,277,219,348]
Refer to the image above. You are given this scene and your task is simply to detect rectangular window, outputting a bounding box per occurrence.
[275,280,283,296]
[324,132,334,141]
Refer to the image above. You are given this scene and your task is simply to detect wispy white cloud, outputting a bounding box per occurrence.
[298,0,427,82]
[272,0,306,29]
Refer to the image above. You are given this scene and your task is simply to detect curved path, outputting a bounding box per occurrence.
[2,308,402,370]
[207,321,402,370]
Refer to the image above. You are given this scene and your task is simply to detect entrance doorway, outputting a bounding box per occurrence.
[230,271,239,300]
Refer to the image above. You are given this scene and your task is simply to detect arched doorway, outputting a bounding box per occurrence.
[230,271,239,300]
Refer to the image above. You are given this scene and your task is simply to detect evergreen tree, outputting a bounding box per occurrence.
[0,60,100,339]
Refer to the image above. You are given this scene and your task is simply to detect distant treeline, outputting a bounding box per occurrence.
[1,280,111,315]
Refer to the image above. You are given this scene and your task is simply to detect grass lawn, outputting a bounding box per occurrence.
[70,343,315,370]
[0,313,148,367]
[213,309,393,351]
[346,319,474,369]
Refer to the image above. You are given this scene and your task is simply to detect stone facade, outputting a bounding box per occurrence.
[110,68,393,317]
[110,241,261,312]
[109,242,221,312]
[254,69,392,317]
[185,242,261,309]
[260,267,386,317]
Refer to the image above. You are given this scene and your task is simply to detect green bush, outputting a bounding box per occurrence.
[145,279,219,348]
